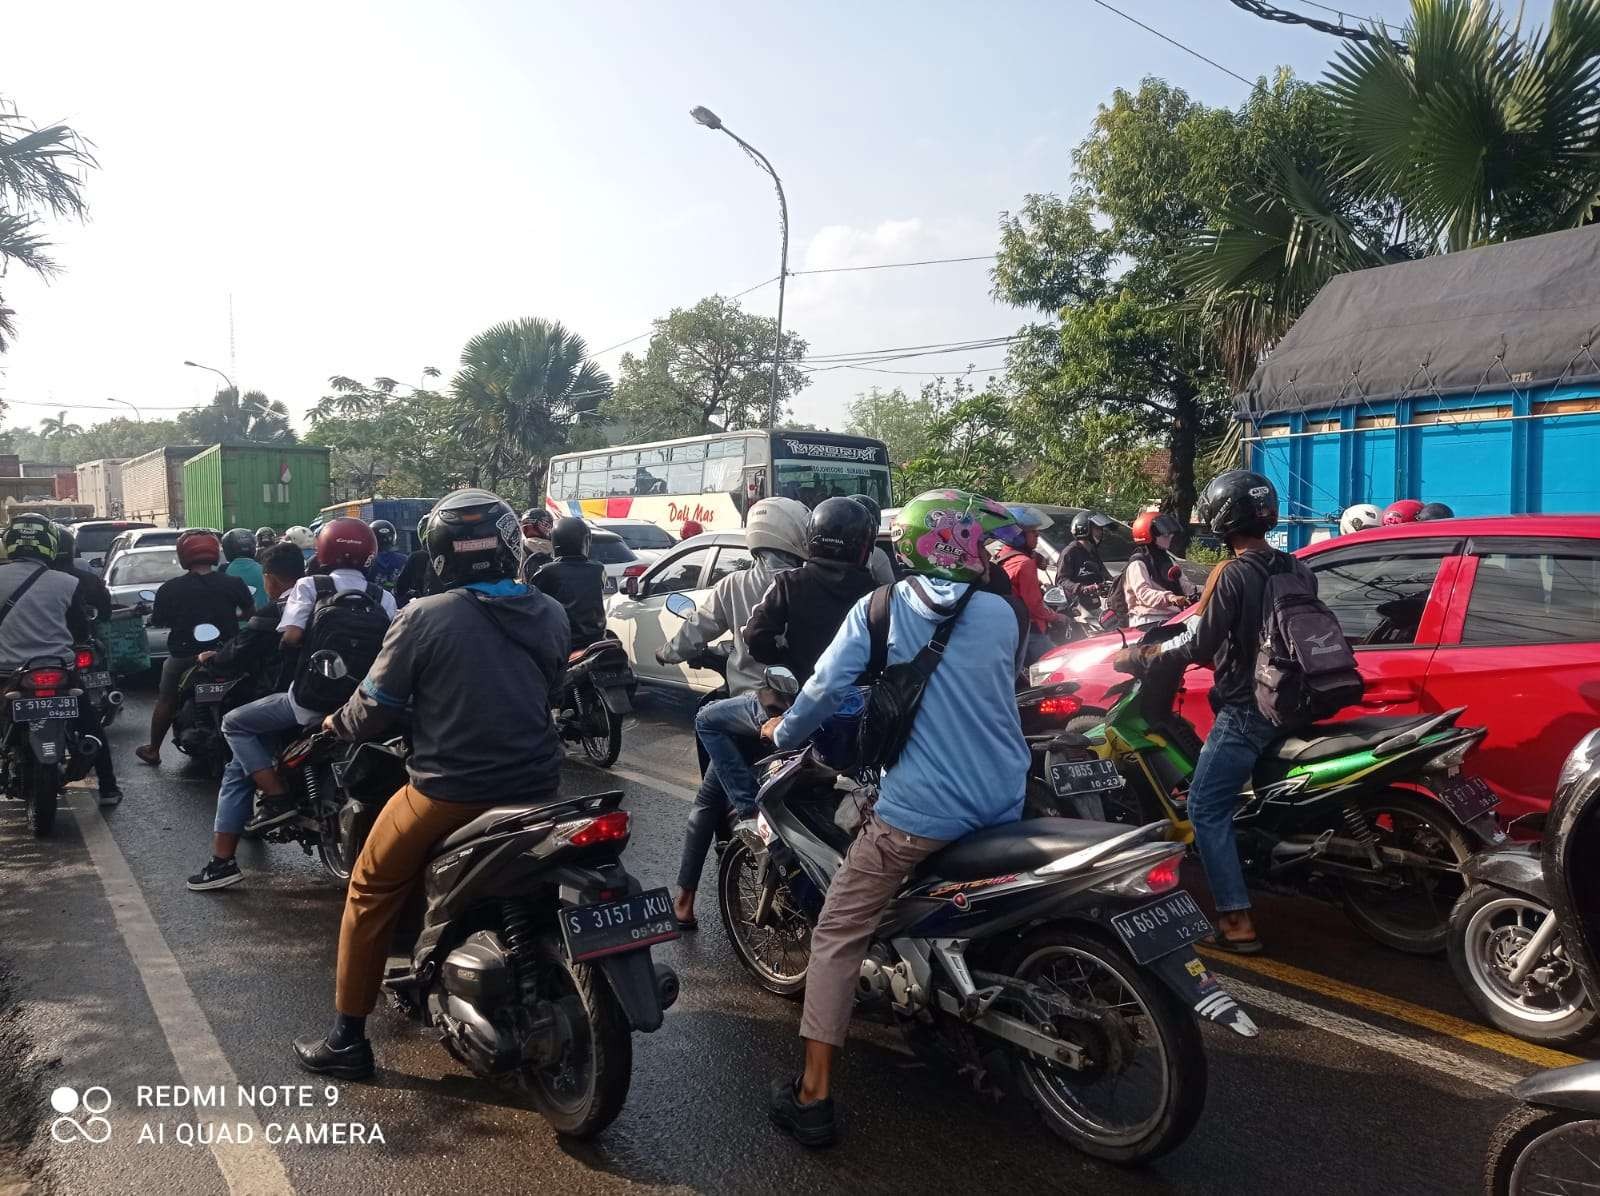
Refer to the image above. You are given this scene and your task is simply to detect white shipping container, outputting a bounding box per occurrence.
[75,458,126,518]
[120,446,205,527]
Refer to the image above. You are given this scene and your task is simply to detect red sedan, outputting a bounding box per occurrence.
[1029,515,1600,820]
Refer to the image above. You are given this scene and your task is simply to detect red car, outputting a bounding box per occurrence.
[1030,515,1600,821]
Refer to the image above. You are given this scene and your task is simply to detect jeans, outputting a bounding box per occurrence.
[676,769,731,894]
[222,691,310,778]
[214,756,254,835]
[1187,702,1279,914]
[695,692,766,816]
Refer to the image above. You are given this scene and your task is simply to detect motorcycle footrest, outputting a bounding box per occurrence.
[960,985,1004,1023]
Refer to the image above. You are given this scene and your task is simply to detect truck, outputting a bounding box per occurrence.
[1240,224,1600,549]
[183,444,332,535]
[314,497,437,553]
[75,458,126,517]
[121,446,206,528]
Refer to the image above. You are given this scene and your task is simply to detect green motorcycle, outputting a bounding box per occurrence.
[1044,649,1502,954]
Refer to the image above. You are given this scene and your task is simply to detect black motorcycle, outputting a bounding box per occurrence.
[557,637,634,768]
[77,608,123,729]
[0,656,101,837]
[170,623,245,780]
[381,788,679,1138]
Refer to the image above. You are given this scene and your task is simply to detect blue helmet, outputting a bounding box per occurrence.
[993,504,1051,550]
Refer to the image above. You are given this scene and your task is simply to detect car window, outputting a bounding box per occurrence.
[107,550,181,586]
[647,548,711,596]
[610,523,674,550]
[589,535,636,565]
[1309,547,1449,646]
[707,546,752,586]
[1462,550,1600,645]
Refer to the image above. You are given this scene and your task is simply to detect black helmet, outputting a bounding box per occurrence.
[370,519,397,550]
[221,528,256,561]
[52,524,75,571]
[4,513,58,563]
[423,487,523,588]
[847,493,881,527]
[255,526,277,548]
[552,516,591,559]
[521,507,554,537]
[807,496,876,565]
[1070,511,1112,539]
[1198,469,1279,538]
[1416,501,1455,522]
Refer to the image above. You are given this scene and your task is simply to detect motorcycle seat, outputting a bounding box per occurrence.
[917,818,1128,881]
[431,801,563,855]
[1263,712,1452,765]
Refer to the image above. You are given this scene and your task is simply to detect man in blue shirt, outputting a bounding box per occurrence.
[367,519,408,592]
[763,489,1030,1148]
[221,528,266,609]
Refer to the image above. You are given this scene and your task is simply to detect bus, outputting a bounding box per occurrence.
[545,429,891,531]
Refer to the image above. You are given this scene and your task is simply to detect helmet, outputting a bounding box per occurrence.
[315,517,378,570]
[1381,499,1425,526]
[552,516,591,558]
[847,493,882,527]
[806,496,876,565]
[1416,501,1455,522]
[425,488,522,587]
[370,519,397,551]
[255,526,278,548]
[284,525,314,550]
[417,513,430,540]
[3,513,58,564]
[221,528,257,561]
[1132,510,1182,544]
[990,504,1044,551]
[521,507,554,538]
[176,529,223,569]
[745,497,811,560]
[51,524,75,571]
[1339,503,1382,536]
[892,489,1013,582]
[1069,511,1113,539]
[1198,470,1279,538]
[680,519,704,540]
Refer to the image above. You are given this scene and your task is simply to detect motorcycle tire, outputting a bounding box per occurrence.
[1447,884,1597,1046]
[1006,924,1205,1165]
[717,837,810,998]
[26,758,59,838]
[1338,788,1473,955]
[316,816,353,888]
[1484,1106,1600,1196]
[578,694,623,768]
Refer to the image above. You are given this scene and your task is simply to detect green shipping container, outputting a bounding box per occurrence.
[182,444,332,533]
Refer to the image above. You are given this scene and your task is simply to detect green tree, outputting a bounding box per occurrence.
[177,388,295,444]
[604,296,808,440]
[844,385,944,476]
[38,409,82,441]
[307,373,475,500]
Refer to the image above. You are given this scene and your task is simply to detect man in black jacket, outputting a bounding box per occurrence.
[51,526,122,807]
[394,514,436,608]
[531,516,606,651]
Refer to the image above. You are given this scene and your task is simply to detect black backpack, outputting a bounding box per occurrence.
[294,576,390,712]
[855,581,976,770]
[1245,552,1364,727]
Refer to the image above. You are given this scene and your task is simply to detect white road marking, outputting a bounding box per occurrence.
[69,789,295,1195]
[571,757,700,803]
[1221,975,1525,1093]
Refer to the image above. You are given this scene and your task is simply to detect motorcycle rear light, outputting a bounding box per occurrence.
[566,810,631,847]
[74,650,94,670]
[1037,695,1082,717]
[25,670,68,689]
[1144,856,1182,893]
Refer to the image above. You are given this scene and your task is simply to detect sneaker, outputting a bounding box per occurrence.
[768,1076,837,1148]
[97,787,124,808]
[244,795,297,833]
[187,857,242,891]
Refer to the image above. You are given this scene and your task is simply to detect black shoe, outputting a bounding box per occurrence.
[97,787,124,808]
[244,795,297,833]
[293,1034,375,1081]
[769,1076,836,1148]
[187,857,242,891]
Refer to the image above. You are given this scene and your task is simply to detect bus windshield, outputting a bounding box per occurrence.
[772,461,890,508]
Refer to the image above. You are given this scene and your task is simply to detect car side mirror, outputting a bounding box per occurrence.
[763,666,800,697]
[90,558,103,568]
[665,592,696,619]
[624,574,640,599]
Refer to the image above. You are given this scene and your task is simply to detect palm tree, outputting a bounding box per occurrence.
[38,409,82,440]
[178,388,295,444]
[451,318,612,498]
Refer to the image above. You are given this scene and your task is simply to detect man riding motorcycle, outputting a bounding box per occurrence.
[395,514,435,608]
[762,488,1030,1147]
[518,507,555,583]
[367,520,409,592]
[1121,509,1197,630]
[292,487,568,1081]
[846,493,896,586]
[51,525,122,806]
[530,517,606,651]
[993,504,1064,665]
[1059,509,1113,597]
[222,527,267,610]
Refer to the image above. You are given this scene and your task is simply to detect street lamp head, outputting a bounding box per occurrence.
[182,360,198,367]
[690,106,722,131]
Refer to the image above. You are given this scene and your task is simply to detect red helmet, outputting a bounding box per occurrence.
[680,519,704,540]
[176,530,222,569]
[1381,499,1425,526]
[315,517,378,570]
[1131,509,1182,544]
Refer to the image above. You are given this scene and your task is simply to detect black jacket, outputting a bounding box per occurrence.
[395,550,436,608]
[207,597,293,693]
[744,559,876,684]
[1061,539,1111,589]
[531,557,607,650]
[64,566,112,624]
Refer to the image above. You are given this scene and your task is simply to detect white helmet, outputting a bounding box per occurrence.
[1339,503,1382,536]
[745,497,810,560]
[283,524,315,549]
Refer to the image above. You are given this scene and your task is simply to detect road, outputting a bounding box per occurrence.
[0,681,1585,1195]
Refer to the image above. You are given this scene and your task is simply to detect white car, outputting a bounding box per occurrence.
[605,531,748,694]
[586,527,645,595]
[587,517,676,567]
[103,545,184,660]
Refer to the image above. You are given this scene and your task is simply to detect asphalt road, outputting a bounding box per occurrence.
[0,681,1587,1195]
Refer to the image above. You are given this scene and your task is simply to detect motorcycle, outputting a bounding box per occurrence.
[1064,625,1501,953]
[1015,679,1115,822]
[717,725,1255,1163]
[0,655,101,837]
[170,623,243,780]
[557,637,634,768]
[381,787,679,1138]
[77,608,123,728]
[1046,582,1124,643]
[1485,729,1600,1194]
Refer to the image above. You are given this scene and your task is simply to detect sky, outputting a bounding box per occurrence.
[0,0,1555,438]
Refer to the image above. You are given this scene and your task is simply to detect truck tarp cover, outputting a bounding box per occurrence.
[1239,225,1600,415]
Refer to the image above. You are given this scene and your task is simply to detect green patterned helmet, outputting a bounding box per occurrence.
[4,512,59,563]
[891,489,1015,581]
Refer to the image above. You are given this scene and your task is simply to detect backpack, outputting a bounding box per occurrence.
[294,576,391,712]
[1245,552,1364,727]
[855,581,977,770]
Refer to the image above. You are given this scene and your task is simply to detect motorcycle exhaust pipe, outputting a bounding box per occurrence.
[106,690,124,707]
[78,734,103,758]
[654,963,680,1011]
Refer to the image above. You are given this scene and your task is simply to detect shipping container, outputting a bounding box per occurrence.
[1241,226,1600,549]
[0,476,69,506]
[75,459,126,518]
[6,498,93,521]
[184,444,332,534]
[121,446,206,527]
[314,496,438,553]
[52,472,78,501]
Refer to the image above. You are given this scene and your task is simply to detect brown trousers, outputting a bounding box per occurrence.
[799,814,947,1048]
[335,783,494,1016]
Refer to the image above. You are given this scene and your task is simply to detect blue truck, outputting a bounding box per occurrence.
[314,497,438,553]
[1239,224,1600,549]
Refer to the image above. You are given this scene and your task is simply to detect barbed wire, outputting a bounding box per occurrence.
[1225,0,1409,53]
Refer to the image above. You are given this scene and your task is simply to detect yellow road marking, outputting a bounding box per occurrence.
[1198,947,1587,1071]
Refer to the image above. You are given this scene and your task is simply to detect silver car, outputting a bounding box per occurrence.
[103,545,184,661]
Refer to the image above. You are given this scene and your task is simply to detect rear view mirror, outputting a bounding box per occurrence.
[138,589,157,603]
[193,623,222,644]
[309,650,349,680]
[623,574,640,598]
[764,666,800,697]
[85,607,99,622]
[665,593,696,619]
[1043,586,1067,605]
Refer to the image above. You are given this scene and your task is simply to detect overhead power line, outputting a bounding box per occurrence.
[1225,0,1408,52]
[1089,0,1255,87]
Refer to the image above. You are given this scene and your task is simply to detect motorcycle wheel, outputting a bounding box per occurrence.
[1007,925,1205,1165]
[1448,885,1596,1045]
[716,837,810,997]
[316,814,352,887]
[26,758,59,838]
[1338,788,1473,955]
[1485,1106,1600,1196]
[578,695,622,768]
[510,935,632,1139]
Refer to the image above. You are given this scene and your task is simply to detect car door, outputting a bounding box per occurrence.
[1419,536,1600,819]
[618,545,714,687]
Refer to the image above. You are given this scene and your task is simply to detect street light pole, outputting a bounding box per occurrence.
[182,359,237,399]
[690,106,789,431]
[107,396,142,422]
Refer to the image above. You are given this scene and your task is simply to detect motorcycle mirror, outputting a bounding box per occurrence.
[764,666,800,697]
[1042,586,1067,605]
[85,607,99,622]
[1168,565,1183,582]
[664,592,696,619]
[193,623,222,644]
[308,649,349,680]
[138,589,157,603]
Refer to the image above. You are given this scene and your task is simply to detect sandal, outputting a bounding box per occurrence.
[675,917,699,933]
[134,745,161,767]
[1207,932,1263,955]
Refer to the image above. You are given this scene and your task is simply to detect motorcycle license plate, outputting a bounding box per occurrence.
[590,669,634,688]
[1111,890,1213,964]
[1050,757,1124,798]
[560,887,679,963]
[1436,774,1500,824]
[11,696,78,722]
[82,671,111,689]
[195,682,230,703]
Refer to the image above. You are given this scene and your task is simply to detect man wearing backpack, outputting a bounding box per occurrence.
[1114,470,1316,955]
